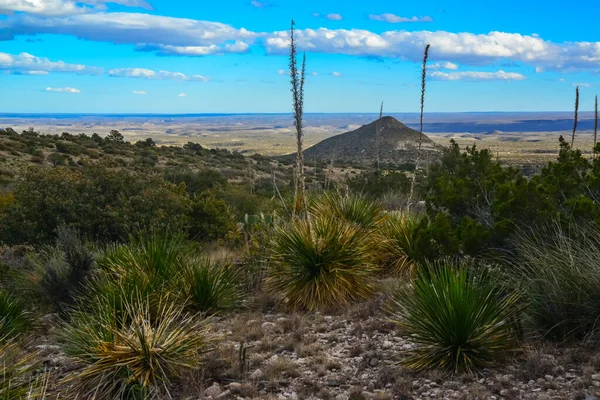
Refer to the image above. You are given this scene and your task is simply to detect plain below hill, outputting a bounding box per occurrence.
[301,116,440,165]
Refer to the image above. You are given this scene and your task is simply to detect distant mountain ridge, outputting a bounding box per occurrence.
[302,116,439,164]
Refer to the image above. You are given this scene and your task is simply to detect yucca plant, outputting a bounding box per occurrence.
[391,261,521,373]
[0,291,30,340]
[61,288,209,399]
[268,216,378,311]
[378,212,422,275]
[310,193,386,231]
[183,257,245,314]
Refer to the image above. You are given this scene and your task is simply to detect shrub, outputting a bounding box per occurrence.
[310,193,386,231]
[378,212,421,275]
[0,290,30,339]
[267,216,378,311]
[391,262,520,373]
[183,257,245,314]
[511,223,600,340]
[38,226,95,313]
[61,288,209,399]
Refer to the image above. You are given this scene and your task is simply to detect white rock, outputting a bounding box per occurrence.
[204,383,222,399]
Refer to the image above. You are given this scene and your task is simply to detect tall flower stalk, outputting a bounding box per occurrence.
[571,86,579,149]
[408,44,430,208]
[289,20,307,219]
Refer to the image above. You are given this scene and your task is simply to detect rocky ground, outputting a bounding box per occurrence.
[36,298,600,400]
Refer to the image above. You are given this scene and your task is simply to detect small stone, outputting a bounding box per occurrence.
[592,373,600,381]
[204,383,222,399]
[335,395,349,400]
[228,382,242,395]
[382,341,393,350]
[216,389,232,399]
[370,358,379,367]
[585,396,600,400]
[261,322,276,330]
[249,368,263,380]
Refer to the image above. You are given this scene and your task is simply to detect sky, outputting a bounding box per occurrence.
[1,0,600,113]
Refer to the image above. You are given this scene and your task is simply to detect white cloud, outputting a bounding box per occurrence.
[574,82,591,87]
[312,12,319,17]
[132,90,146,94]
[277,69,285,75]
[178,93,187,97]
[140,41,250,56]
[325,14,342,21]
[0,12,259,57]
[0,52,98,75]
[369,14,433,23]
[264,28,600,72]
[430,70,526,81]
[45,86,80,93]
[108,68,210,81]
[332,71,342,77]
[430,61,459,70]
[0,0,152,16]
[250,0,267,8]
[310,71,318,76]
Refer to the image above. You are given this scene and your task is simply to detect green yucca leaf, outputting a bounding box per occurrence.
[392,261,521,373]
[268,216,378,311]
[0,291,31,341]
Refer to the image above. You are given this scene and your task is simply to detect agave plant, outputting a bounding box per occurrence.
[392,262,521,373]
[61,287,209,399]
[183,257,245,314]
[0,290,30,340]
[268,216,378,311]
[310,193,386,231]
[378,212,422,275]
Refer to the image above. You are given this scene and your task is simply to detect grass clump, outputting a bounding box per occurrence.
[512,223,600,340]
[61,287,209,399]
[0,291,30,340]
[267,216,378,311]
[0,340,42,400]
[392,261,520,373]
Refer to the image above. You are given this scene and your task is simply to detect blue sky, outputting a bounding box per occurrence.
[1,0,599,113]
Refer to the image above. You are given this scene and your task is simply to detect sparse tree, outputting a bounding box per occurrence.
[107,129,124,143]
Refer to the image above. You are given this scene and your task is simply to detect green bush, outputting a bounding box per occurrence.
[62,287,208,399]
[511,223,600,340]
[267,216,378,311]
[392,261,520,372]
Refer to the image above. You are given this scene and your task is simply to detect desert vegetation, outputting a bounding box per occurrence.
[3,30,600,400]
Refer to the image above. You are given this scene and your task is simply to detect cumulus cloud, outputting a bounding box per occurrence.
[277,69,285,75]
[250,0,268,8]
[138,41,250,56]
[369,14,433,23]
[108,68,210,81]
[178,93,187,97]
[45,86,80,92]
[325,14,342,21]
[430,70,526,81]
[0,0,152,16]
[310,71,318,76]
[0,51,99,75]
[0,12,258,57]
[332,71,342,77]
[132,90,146,94]
[574,82,591,87]
[430,61,459,70]
[264,28,600,72]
